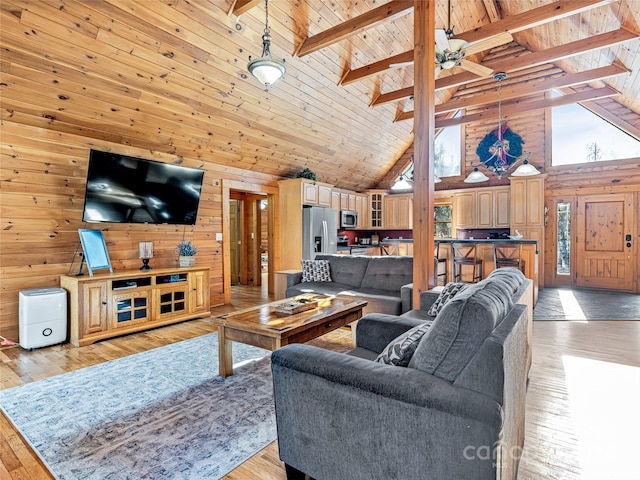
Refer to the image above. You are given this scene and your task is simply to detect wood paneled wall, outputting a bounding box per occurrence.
[0,122,279,342]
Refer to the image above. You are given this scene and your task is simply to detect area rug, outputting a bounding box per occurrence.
[534,287,640,321]
[0,333,274,479]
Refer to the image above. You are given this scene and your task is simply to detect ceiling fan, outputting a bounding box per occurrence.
[433,29,512,77]
[390,0,513,77]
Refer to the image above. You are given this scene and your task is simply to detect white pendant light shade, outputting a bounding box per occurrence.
[391,175,413,190]
[464,167,490,183]
[247,0,285,89]
[248,57,285,87]
[511,158,541,176]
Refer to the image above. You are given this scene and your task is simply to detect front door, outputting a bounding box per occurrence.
[576,193,634,290]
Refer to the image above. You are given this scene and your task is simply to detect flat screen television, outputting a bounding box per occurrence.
[82,150,205,225]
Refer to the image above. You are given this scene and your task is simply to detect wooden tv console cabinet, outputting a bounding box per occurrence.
[61,266,210,347]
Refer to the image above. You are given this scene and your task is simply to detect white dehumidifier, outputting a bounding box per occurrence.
[19,287,67,349]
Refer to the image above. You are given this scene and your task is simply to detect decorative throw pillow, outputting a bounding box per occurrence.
[375,323,432,367]
[301,259,332,282]
[427,282,468,317]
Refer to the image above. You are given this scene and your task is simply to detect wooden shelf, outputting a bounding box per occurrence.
[61,267,210,347]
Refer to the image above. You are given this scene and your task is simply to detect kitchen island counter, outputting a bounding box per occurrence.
[436,238,537,248]
[435,238,539,303]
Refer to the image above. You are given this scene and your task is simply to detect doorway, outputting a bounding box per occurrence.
[229,192,266,288]
[229,199,242,285]
[550,193,635,291]
[222,180,277,305]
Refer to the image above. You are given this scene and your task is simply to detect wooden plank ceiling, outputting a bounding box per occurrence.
[1,0,639,192]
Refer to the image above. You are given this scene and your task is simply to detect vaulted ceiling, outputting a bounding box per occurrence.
[1,0,639,192]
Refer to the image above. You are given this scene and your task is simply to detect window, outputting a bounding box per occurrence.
[557,202,571,275]
[434,113,462,177]
[551,92,640,166]
[434,204,453,238]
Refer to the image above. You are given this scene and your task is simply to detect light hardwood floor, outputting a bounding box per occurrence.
[1,284,638,479]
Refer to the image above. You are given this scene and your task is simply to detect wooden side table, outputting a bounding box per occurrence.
[274,270,302,300]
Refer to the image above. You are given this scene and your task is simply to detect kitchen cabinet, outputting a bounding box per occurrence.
[495,188,510,227]
[476,190,493,228]
[279,178,336,269]
[355,193,368,229]
[299,179,332,207]
[399,242,413,256]
[331,189,342,227]
[385,194,413,229]
[510,177,545,227]
[331,189,341,211]
[510,175,546,291]
[453,191,476,229]
[61,267,210,347]
[333,188,367,229]
[318,183,332,207]
[453,187,509,229]
[338,190,357,211]
[368,190,386,229]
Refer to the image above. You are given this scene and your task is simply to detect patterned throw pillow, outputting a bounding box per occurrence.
[301,259,332,282]
[426,282,468,317]
[375,323,432,367]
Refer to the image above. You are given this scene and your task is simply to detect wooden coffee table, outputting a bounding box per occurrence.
[212,294,367,377]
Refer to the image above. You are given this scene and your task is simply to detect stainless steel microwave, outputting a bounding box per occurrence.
[340,210,358,228]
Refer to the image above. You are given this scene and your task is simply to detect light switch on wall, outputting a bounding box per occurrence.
[215,232,223,241]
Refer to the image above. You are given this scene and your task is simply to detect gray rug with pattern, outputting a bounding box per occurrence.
[0,333,273,479]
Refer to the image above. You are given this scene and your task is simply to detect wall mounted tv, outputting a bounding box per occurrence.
[82,150,205,225]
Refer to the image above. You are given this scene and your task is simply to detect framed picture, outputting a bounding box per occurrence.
[78,229,113,277]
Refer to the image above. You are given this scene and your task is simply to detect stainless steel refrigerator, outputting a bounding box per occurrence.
[303,207,338,260]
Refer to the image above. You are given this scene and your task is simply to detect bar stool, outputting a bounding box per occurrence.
[451,242,483,283]
[434,241,447,286]
[493,243,525,272]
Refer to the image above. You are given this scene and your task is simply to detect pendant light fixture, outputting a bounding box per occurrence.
[465,72,540,182]
[391,155,441,190]
[247,0,286,90]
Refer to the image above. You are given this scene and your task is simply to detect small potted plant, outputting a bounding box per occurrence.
[177,240,197,268]
[296,167,317,181]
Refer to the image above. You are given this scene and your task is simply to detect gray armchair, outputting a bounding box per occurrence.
[271,274,530,480]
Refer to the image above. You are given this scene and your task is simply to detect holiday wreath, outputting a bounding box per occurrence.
[475,124,524,169]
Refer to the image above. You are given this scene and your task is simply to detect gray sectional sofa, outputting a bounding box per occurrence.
[284,254,413,316]
[272,268,531,480]
[400,267,534,372]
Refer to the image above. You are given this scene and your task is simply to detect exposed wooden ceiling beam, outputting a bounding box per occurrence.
[371,86,413,107]
[437,64,629,115]
[341,0,614,90]
[457,0,613,43]
[296,0,414,57]
[229,0,263,17]
[371,27,637,106]
[340,50,413,86]
[394,86,620,124]
[482,0,502,23]
[434,27,638,90]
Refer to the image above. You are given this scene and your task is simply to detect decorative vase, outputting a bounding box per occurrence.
[179,255,195,268]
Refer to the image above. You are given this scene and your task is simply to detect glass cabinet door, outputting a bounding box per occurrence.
[111,291,150,328]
